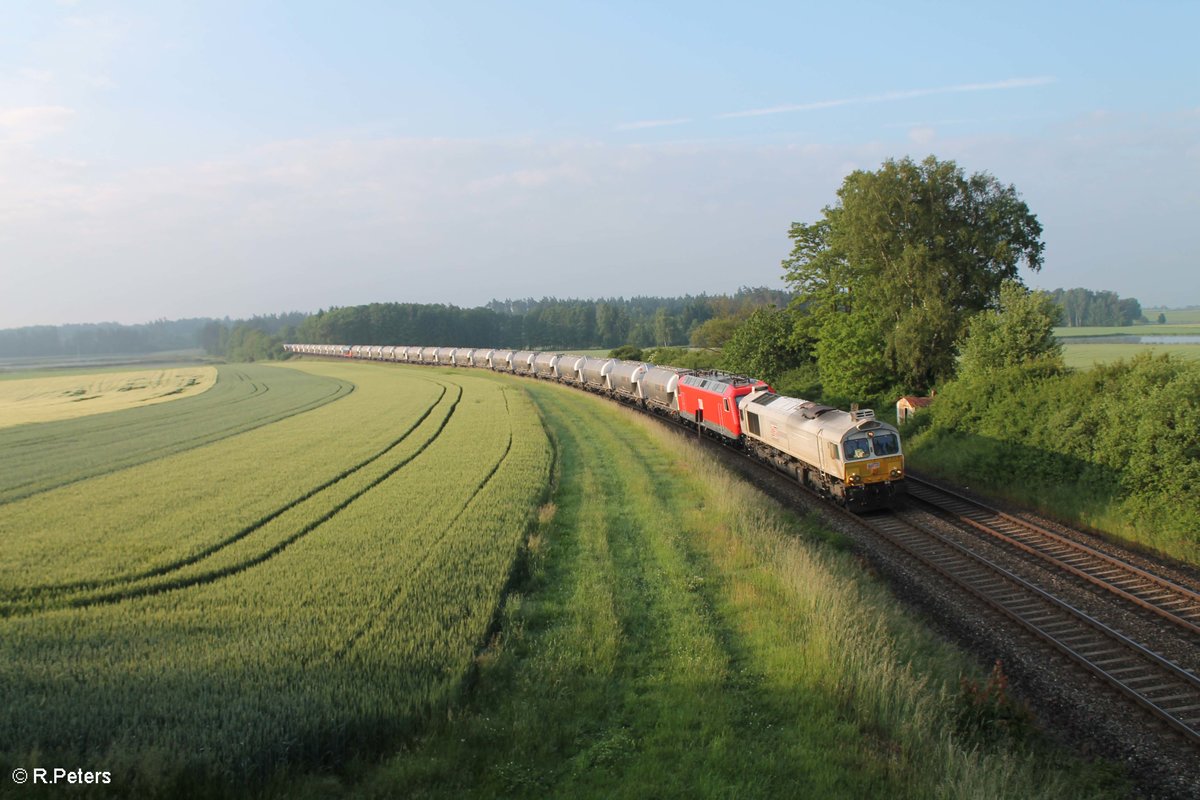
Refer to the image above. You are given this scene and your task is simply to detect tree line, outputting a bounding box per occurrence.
[199,289,791,362]
[0,319,214,359]
[1047,288,1142,327]
[0,155,1151,393]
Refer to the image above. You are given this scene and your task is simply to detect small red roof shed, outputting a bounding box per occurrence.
[896,395,933,424]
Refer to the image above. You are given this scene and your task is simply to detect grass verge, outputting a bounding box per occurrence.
[300,380,1124,799]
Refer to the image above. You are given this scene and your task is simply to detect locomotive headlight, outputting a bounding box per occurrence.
[848,474,863,485]
[890,468,902,478]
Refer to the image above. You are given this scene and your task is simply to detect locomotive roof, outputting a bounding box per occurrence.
[749,393,837,419]
[745,390,893,437]
[680,371,760,392]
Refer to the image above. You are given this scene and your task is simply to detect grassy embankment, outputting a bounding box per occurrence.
[907,313,1200,558]
[306,378,1122,799]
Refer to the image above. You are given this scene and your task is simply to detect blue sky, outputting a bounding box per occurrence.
[1,0,1197,326]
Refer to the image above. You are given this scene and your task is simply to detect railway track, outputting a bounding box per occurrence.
[691,409,1200,749]
[905,476,1200,637]
[855,506,1200,745]
[563,374,1200,750]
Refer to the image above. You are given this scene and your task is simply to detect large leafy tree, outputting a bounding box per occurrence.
[784,156,1044,394]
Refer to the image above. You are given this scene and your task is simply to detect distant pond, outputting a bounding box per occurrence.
[1059,335,1200,345]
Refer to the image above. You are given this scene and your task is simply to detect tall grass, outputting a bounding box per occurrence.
[338,380,1122,800]
[632,413,1119,799]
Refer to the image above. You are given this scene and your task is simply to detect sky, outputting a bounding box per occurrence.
[1,0,1197,328]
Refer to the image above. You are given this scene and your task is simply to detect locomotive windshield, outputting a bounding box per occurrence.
[873,433,900,455]
[844,437,871,460]
[843,432,901,460]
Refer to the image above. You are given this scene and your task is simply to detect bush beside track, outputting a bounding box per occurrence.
[904,353,1200,566]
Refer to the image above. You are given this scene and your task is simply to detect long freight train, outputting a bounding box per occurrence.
[283,343,905,510]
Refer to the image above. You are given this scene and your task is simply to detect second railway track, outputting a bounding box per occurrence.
[905,475,1200,637]
[858,505,1200,745]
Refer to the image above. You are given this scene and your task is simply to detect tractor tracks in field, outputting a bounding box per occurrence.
[2,380,464,616]
[330,387,517,663]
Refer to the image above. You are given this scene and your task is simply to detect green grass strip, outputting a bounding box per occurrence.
[336,380,1125,800]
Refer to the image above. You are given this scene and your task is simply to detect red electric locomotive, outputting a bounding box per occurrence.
[676,371,769,443]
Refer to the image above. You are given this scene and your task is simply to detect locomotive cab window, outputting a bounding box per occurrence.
[723,398,730,413]
[844,436,871,460]
[873,433,900,455]
[828,442,840,461]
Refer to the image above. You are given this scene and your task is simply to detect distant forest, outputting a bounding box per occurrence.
[0,318,221,359]
[1046,288,1143,327]
[0,285,1151,362]
[212,288,792,361]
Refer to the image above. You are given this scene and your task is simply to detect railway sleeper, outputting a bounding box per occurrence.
[1106,664,1154,677]
[1134,682,1190,695]
[1148,696,1200,712]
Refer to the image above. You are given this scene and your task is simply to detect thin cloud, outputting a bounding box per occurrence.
[0,105,75,141]
[720,76,1055,119]
[615,117,691,131]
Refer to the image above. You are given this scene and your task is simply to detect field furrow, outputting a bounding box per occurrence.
[2,381,462,614]
[0,364,438,593]
[331,392,514,661]
[350,379,1121,800]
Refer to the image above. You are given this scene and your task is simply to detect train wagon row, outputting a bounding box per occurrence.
[283,343,905,509]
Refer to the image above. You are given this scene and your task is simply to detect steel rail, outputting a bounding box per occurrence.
[861,509,1200,744]
[906,476,1200,637]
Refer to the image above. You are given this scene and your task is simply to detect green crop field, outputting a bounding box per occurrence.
[0,363,351,504]
[1062,342,1200,369]
[0,360,1123,798]
[1055,324,1200,337]
[1145,307,1200,324]
[305,379,1121,799]
[0,366,218,427]
[0,361,553,795]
